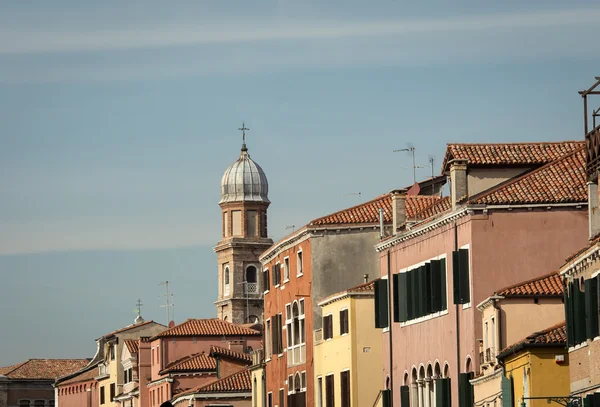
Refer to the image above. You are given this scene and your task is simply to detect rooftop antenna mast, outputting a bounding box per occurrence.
[429,155,435,195]
[394,146,426,187]
[343,192,362,202]
[159,281,175,326]
[285,225,296,233]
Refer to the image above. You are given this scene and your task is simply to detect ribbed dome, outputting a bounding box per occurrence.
[220,148,269,204]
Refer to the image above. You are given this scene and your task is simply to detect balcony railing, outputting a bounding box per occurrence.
[586,125,600,180]
[244,282,259,295]
[479,351,485,365]
[485,347,496,364]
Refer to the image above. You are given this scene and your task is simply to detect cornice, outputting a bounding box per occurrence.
[560,244,600,278]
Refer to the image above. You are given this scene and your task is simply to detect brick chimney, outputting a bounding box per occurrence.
[588,180,600,239]
[391,188,408,235]
[449,159,468,210]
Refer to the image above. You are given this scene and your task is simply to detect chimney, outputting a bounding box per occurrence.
[391,188,408,235]
[363,274,369,283]
[588,181,600,239]
[449,159,468,210]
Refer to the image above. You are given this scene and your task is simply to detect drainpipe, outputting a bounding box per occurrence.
[387,250,394,406]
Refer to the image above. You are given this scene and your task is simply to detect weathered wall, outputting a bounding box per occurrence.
[530,350,570,405]
[467,167,533,198]
[57,381,99,407]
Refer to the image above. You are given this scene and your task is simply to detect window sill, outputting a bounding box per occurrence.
[400,309,449,327]
[462,302,472,310]
[297,273,303,278]
[341,333,349,337]
[264,290,269,294]
[280,285,286,290]
[382,327,390,333]
[283,279,290,284]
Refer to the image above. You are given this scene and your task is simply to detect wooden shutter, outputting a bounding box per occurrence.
[280,389,285,407]
[340,371,350,407]
[264,268,270,291]
[400,385,410,407]
[435,378,451,407]
[381,389,391,407]
[452,250,461,304]
[407,270,414,320]
[410,268,419,318]
[574,279,586,344]
[501,375,514,407]
[440,258,447,310]
[585,277,599,340]
[565,282,575,347]
[425,263,433,315]
[393,274,401,322]
[374,279,389,328]
[397,272,409,322]
[272,265,277,287]
[342,309,349,335]
[430,260,442,312]
[328,315,333,339]
[459,249,470,303]
[325,375,334,407]
[458,373,474,407]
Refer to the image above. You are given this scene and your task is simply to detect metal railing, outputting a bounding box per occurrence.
[244,282,259,294]
[485,347,495,363]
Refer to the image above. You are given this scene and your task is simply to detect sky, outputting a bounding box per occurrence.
[1,0,599,365]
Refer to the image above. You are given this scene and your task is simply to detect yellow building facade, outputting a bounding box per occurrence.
[497,322,569,407]
[313,281,383,407]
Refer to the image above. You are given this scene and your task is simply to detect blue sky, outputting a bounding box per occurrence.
[1,0,598,365]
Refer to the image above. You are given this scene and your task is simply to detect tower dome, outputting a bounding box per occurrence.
[220,142,269,204]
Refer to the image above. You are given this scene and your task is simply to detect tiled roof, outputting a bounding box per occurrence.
[309,194,443,226]
[0,359,89,380]
[160,353,216,374]
[58,365,99,385]
[151,319,261,339]
[469,147,586,205]
[414,196,452,220]
[441,141,584,172]
[124,339,139,355]
[564,235,600,263]
[209,346,253,364]
[347,280,375,293]
[498,321,566,359]
[495,272,563,297]
[101,320,162,339]
[177,368,251,397]
[319,279,376,306]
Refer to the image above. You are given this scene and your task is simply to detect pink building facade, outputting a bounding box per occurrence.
[375,142,589,406]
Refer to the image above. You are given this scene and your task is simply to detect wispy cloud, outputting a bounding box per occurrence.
[1,8,599,55]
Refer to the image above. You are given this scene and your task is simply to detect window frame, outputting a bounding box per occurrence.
[323,314,333,340]
[339,308,349,336]
[283,256,290,282]
[297,250,303,277]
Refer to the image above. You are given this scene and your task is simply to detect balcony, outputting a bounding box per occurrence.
[244,282,259,295]
[485,347,496,364]
[586,124,600,180]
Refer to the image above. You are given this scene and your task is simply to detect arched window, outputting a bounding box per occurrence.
[246,265,257,283]
[465,356,473,373]
[385,375,391,390]
[286,299,306,365]
[443,363,450,378]
[253,377,257,407]
[403,371,409,386]
[224,266,230,296]
[294,372,301,393]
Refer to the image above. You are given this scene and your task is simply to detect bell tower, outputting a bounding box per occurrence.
[214,124,273,324]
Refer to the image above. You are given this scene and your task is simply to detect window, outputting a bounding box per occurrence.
[100,386,105,404]
[287,301,306,365]
[264,268,271,292]
[280,389,285,407]
[19,401,30,407]
[151,347,154,365]
[246,266,258,283]
[110,344,115,360]
[394,258,447,323]
[297,251,303,276]
[283,257,290,281]
[340,309,349,335]
[34,401,44,407]
[266,319,272,358]
[288,374,294,392]
[317,377,323,407]
[253,378,257,407]
[272,263,281,287]
[110,383,115,401]
[340,370,350,407]
[268,393,273,407]
[223,211,228,237]
[224,265,230,296]
[458,373,474,407]
[232,210,242,236]
[453,248,470,305]
[271,314,283,355]
[247,210,258,236]
[323,314,333,340]
[325,374,335,407]
[565,275,599,346]
[374,279,389,328]
[301,371,306,390]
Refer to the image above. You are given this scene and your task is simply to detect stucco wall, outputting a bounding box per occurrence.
[6,381,56,407]
[57,381,99,407]
[250,366,265,407]
[467,167,533,198]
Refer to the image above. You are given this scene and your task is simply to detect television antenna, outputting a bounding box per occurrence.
[285,225,296,233]
[159,281,175,326]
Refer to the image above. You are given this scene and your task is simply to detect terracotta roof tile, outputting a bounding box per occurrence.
[101,320,163,339]
[160,353,216,374]
[495,272,563,297]
[469,147,586,205]
[151,319,260,339]
[347,280,375,293]
[209,346,252,364]
[414,196,452,220]
[58,365,99,385]
[124,340,139,355]
[310,194,444,226]
[0,359,89,380]
[177,368,251,397]
[499,321,566,358]
[0,361,27,376]
[565,235,600,263]
[441,141,584,173]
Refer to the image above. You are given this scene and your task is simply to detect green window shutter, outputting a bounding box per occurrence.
[574,279,586,344]
[459,248,470,304]
[407,270,414,320]
[468,372,474,407]
[431,260,442,312]
[452,251,461,304]
[501,375,514,407]
[393,274,400,322]
[585,277,599,339]
[381,389,391,407]
[458,373,473,407]
[374,279,389,328]
[410,269,419,319]
[397,273,409,322]
[416,266,425,318]
[425,263,433,315]
[564,283,574,347]
[435,378,451,407]
[440,258,447,310]
[264,269,270,291]
[400,385,410,407]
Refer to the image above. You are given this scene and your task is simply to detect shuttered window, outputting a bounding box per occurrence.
[340,371,350,407]
[400,386,410,407]
[264,268,271,292]
[110,384,115,401]
[566,279,588,345]
[271,314,283,355]
[100,387,105,405]
[280,389,285,407]
[272,264,281,287]
[501,375,514,407]
[340,309,349,335]
[394,258,447,323]
[585,277,599,340]
[323,315,333,340]
[435,378,451,407]
[458,372,474,407]
[452,248,470,304]
[325,375,335,407]
[381,390,391,407]
[374,279,389,328]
